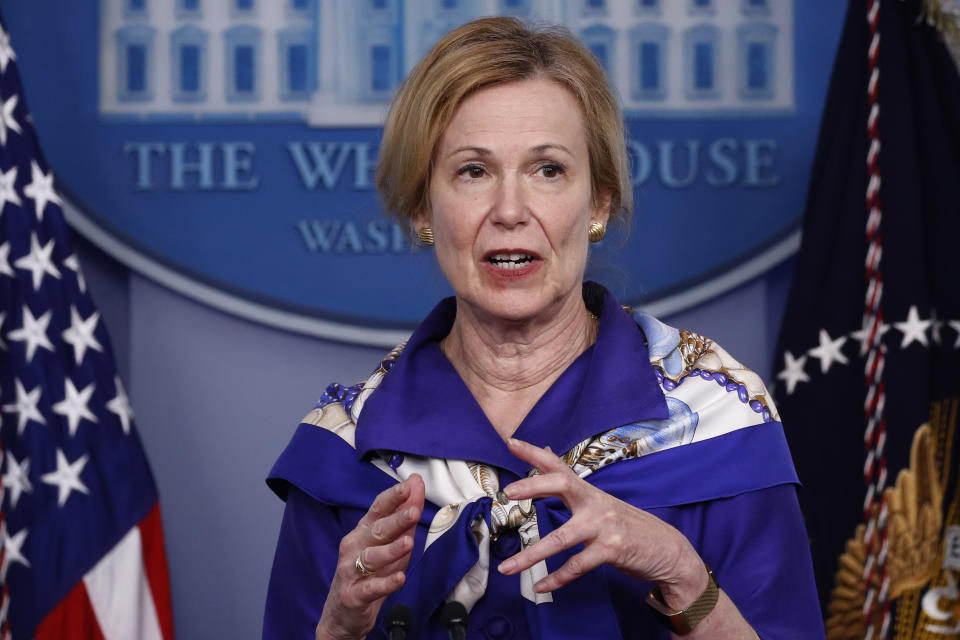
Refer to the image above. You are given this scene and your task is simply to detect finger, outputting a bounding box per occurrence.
[507,438,568,474]
[404,473,425,504]
[498,519,591,576]
[368,504,421,546]
[342,571,407,607]
[359,535,414,575]
[399,473,425,520]
[358,479,412,528]
[363,474,425,548]
[502,472,585,503]
[394,473,425,543]
[532,546,606,594]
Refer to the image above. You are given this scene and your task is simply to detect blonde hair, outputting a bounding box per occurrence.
[376,16,632,227]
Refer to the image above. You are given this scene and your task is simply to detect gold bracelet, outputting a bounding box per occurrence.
[645,564,719,634]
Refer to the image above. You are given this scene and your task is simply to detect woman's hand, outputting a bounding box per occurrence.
[497,439,705,603]
[500,439,759,638]
[315,474,425,640]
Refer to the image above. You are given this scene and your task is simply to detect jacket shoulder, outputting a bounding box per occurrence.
[299,341,408,449]
[629,309,781,425]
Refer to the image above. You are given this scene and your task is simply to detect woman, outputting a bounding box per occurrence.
[265,17,823,640]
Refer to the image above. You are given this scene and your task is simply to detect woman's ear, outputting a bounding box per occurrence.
[411,208,431,233]
[591,191,613,227]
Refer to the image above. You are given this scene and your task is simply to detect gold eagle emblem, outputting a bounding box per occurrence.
[825,424,945,638]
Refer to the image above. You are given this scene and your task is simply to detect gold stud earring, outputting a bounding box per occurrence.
[588,222,606,243]
[417,227,435,246]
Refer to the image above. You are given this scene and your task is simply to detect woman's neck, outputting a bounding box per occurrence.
[439,293,597,441]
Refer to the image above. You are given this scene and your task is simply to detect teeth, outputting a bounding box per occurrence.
[488,253,534,269]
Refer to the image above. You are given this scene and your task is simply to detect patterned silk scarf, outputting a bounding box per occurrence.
[326,339,697,614]
[300,308,780,621]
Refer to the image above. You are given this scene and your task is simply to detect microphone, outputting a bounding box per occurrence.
[385,604,412,640]
[441,601,469,640]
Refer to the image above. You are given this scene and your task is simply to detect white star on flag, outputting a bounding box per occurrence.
[22,160,61,221]
[2,378,46,435]
[7,304,54,362]
[807,329,850,374]
[63,254,86,293]
[0,166,21,215]
[62,306,103,364]
[777,350,810,395]
[52,379,98,437]
[41,449,90,507]
[894,305,932,348]
[107,376,134,435]
[0,25,15,73]
[14,232,61,290]
[0,94,20,146]
[1,527,30,581]
[2,451,32,509]
[0,242,13,278]
[950,320,960,349]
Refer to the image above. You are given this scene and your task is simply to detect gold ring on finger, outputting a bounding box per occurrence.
[355,551,376,577]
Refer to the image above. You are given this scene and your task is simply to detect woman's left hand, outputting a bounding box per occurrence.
[497,438,705,599]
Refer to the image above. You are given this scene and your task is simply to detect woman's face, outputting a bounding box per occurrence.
[422,77,609,324]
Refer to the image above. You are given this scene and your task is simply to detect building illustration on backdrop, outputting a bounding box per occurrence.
[99,0,794,125]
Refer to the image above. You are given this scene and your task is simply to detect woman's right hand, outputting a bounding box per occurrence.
[316,474,425,640]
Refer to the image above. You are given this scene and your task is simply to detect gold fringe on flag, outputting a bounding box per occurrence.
[919,0,960,69]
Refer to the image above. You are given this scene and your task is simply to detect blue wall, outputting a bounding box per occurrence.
[73,231,795,639]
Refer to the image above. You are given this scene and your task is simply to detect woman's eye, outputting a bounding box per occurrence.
[538,164,564,178]
[458,165,485,179]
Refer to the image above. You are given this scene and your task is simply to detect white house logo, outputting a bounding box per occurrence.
[4,0,843,345]
[100,0,792,123]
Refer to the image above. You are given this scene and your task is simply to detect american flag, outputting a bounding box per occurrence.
[0,20,174,640]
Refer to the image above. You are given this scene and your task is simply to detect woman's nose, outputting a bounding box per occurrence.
[489,176,529,228]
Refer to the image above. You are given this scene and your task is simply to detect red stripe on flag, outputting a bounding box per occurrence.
[34,580,105,640]
[138,503,175,640]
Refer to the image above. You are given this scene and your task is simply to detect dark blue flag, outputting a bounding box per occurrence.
[774,0,960,638]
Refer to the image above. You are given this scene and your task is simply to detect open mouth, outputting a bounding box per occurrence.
[487,252,536,270]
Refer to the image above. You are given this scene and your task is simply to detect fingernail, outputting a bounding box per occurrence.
[544,445,553,453]
[507,438,519,446]
[405,507,417,519]
[497,561,509,574]
[502,485,514,499]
